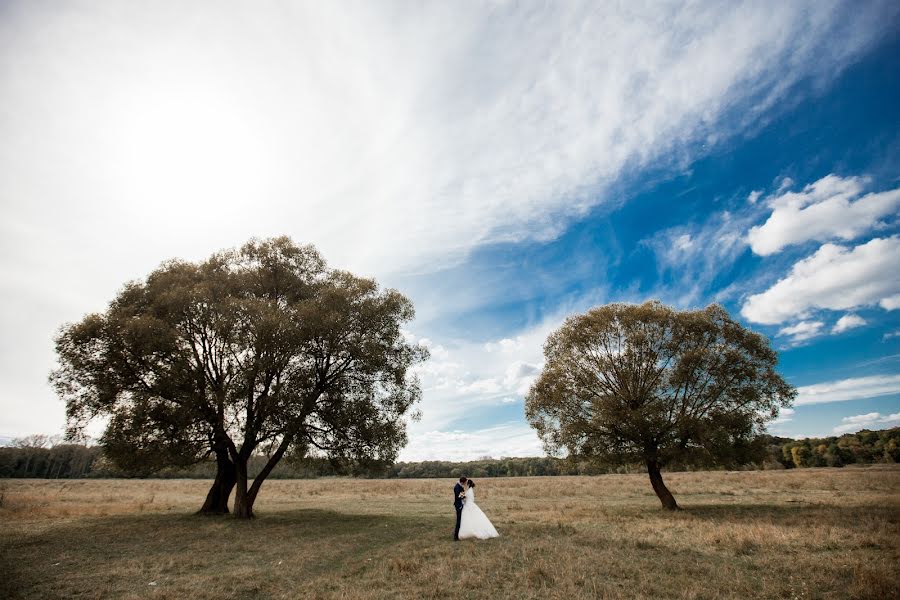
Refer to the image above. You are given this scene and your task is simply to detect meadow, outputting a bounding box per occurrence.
[1,467,898,599]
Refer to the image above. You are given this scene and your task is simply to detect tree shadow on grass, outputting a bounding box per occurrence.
[2,509,452,599]
[262,508,448,539]
[18,507,446,544]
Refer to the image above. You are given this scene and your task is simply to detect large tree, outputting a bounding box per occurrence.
[52,237,426,518]
[525,301,795,510]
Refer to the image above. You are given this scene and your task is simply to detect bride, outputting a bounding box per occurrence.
[458,480,499,540]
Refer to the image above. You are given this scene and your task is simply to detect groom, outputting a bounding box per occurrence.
[453,476,467,541]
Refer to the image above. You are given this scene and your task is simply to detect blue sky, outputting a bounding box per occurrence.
[390,8,900,459]
[1,2,898,459]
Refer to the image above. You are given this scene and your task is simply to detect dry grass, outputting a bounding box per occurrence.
[1,466,899,599]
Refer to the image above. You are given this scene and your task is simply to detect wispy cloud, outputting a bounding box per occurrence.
[3,2,892,282]
[1,1,897,440]
[795,374,900,406]
[643,210,752,305]
[778,321,825,345]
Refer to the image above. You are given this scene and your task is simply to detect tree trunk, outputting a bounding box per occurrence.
[232,456,253,519]
[243,433,294,516]
[647,459,679,510]
[198,449,236,515]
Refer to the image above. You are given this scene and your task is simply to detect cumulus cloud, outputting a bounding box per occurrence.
[832,314,866,333]
[741,236,900,324]
[833,412,900,435]
[747,175,900,256]
[795,374,900,405]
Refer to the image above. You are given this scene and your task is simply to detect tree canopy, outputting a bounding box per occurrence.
[52,236,426,517]
[525,301,795,509]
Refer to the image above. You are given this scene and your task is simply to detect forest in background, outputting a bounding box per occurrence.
[1,428,898,480]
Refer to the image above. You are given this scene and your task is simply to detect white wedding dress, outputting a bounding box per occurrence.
[458,488,499,540]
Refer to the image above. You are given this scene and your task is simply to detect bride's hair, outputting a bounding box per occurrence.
[467,479,475,488]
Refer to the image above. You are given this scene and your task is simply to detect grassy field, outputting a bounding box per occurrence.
[1,467,898,599]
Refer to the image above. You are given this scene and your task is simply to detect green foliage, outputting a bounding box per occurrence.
[49,236,426,514]
[525,301,795,508]
[777,428,900,468]
[525,301,796,469]
[0,443,100,478]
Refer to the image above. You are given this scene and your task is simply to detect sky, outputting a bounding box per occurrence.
[1,1,899,461]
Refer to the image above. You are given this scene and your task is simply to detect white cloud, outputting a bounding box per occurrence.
[405,314,564,434]
[484,338,526,354]
[840,412,881,425]
[832,314,866,333]
[747,190,763,205]
[416,338,450,361]
[777,320,825,344]
[880,294,900,310]
[771,407,795,425]
[2,2,886,284]
[795,374,900,405]
[644,210,752,304]
[398,423,544,462]
[674,234,695,251]
[741,236,900,324]
[884,331,900,341]
[1,1,896,440]
[776,177,795,193]
[747,174,900,256]
[833,412,900,435]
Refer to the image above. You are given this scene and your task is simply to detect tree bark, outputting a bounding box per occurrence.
[198,448,236,515]
[647,459,679,510]
[244,434,294,515]
[232,456,253,519]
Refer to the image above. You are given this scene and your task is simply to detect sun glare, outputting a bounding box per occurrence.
[111,82,269,220]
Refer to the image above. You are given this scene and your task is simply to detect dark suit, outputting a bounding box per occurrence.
[453,482,464,540]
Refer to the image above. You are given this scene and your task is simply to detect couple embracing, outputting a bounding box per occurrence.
[452,476,500,541]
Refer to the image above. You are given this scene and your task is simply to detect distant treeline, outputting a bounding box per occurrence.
[2,429,898,479]
[772,428,899,468]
